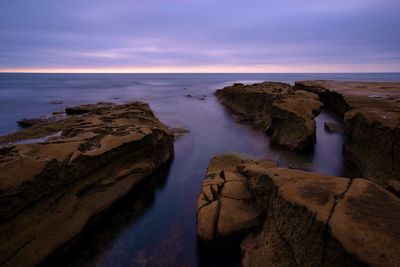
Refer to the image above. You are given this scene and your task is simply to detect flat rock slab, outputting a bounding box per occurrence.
[295,80,400,190]
[215,82,323,151]
[197,154,400,267]
[0,102,174,267]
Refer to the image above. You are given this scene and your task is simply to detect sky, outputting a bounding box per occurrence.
[0,0,399,73]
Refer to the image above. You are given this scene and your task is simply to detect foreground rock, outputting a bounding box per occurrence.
[215,82,323,151]
[197,154,400,267]
[295,81,400,191]
[197,154,277,240]
[0,102,174,267]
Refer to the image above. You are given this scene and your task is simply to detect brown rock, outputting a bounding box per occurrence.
[0,102,174,267]
[295,80,400,189]
[215,82,323,151]
[197,154,400,267]
[196,154,277,241]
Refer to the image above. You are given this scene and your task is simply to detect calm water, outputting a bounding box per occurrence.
[1,73,399,267]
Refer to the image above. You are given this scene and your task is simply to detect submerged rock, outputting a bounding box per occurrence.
[324,122,344,133]
[0,102,174,267]
[197,154,400,267]
[215,82,323,151]
[49,100,64,104]
[17,118,50,128]
[169,127,190,139]
[295,80,400,190]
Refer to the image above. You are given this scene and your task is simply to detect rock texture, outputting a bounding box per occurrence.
[197,154,400,267]
[0,102,174,267]
[295,80,400,190]
[215,82,323,151]
[196,154,273,240]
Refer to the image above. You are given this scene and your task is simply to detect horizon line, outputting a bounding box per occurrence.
[1,71,400,74]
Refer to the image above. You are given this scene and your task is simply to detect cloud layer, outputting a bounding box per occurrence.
[1,0,399,72]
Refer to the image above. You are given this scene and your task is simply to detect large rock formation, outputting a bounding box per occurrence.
[197,154,400,267]
[295,81,400,192]
[215,82,323,151]
[0,102,174,267]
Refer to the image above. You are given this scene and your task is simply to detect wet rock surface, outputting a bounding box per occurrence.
[0,102,174,267]
[197,154,400,267]
[295,80,400,190]
[324,122,343,133]
[215,82,323,151]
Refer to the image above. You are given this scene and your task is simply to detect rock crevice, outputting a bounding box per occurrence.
[294,80,400,192]
[197,154,400,267]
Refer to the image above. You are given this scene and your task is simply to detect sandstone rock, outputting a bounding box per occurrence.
[324,122,344,133]
[215,82,323,151]
[242,167,400,267]
[197,154,400,267]
[295,80,400,189]
[196,154,277,241]
[0,102,174,267]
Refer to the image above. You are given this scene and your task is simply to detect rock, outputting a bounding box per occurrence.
[17,118,50,128]
[65,102,115,115]
[49,100,64,104]
[295,80,400,189]
[185,94,193,98]
[17,114,66,128]
[169,127,190,139]
[197,154,400,267]
[196,154,277,241]
[215,82,323,151]
[0,102,174,267]
[324,122,344,133]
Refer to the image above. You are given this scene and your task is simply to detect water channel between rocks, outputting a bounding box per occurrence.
[1,73,398,267]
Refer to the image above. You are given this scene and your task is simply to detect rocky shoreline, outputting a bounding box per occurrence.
[215,82,323,151]
[197,154,400,267]
[198,80,400,266]
[216,80,400,193]
[295,80,400,193]
[1,79,399,267]
[0,102,174,267]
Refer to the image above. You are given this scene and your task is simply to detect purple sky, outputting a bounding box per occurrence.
[1,0,399,72]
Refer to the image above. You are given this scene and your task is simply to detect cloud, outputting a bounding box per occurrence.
[0,0,399,72]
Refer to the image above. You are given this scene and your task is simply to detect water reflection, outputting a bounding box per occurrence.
[40,161,173,267]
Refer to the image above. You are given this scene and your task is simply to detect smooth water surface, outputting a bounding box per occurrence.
[1,73,399,267]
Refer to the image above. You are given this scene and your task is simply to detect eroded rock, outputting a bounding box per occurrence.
[196,154,277,241]
[215,82,323,151]
[295,80,400,189]
[197,154,400,267]
[0,102,174,267]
